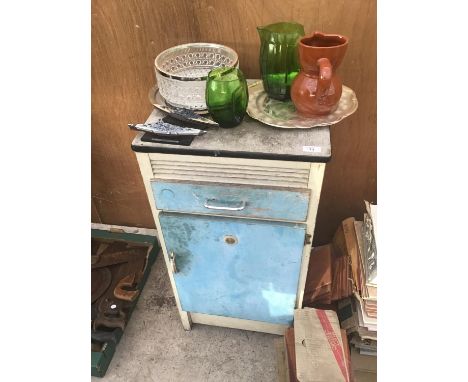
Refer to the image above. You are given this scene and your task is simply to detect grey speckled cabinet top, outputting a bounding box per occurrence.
[131,81,331,163]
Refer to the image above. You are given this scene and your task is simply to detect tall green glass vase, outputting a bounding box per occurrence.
[205,67,248,128]
[257,22,305,101]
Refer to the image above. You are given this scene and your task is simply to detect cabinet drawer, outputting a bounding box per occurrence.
[159,212,306,324]
[151,179,310,221]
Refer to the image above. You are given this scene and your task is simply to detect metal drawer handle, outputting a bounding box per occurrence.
[204,199,246,211]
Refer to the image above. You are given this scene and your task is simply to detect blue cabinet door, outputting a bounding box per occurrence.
[159,212,306,325]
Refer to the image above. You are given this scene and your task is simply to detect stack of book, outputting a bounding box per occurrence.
[302,244,334,306]
[301,202,377,380]
[337,201,377,380]
[355,201,377,321]
[338,296,377,356]
[338,296,377,381]
[303,213,366,307]
[302,214,361,307]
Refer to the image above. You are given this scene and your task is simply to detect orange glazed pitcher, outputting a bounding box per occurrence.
[291,32,349,116]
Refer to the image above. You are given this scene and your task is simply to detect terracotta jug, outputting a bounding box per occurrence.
[291,32,349,116]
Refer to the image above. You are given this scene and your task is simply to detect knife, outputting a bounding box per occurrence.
[152,102,219,127]
[128,120,207,136]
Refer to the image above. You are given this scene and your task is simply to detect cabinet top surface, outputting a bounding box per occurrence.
[131,81,332,163]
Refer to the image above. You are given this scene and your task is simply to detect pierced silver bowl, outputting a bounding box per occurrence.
[154,43,239,110]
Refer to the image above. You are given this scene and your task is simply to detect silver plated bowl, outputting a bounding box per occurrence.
[154,43,239,111]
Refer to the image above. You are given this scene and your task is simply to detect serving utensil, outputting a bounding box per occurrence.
[152,102,219,127]
[128,120,207,136]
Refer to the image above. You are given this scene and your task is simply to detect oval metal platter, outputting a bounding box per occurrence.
[246,81,358,129]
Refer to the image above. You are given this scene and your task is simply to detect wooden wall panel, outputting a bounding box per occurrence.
[91,198,102,223]
[92,0,376,244]
[310,0,377,244]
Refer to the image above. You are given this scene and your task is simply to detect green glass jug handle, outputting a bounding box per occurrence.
[316,57,333,101]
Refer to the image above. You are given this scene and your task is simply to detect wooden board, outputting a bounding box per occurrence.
[303,245,333,306]
[311,0,377,245]
[275,337,289,382]
[92,0,376,245]
[341,329,352,382]
[91,198,102,223]
[284,328,299,382]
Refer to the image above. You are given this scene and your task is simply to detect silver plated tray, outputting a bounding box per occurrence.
[148,85,209,115]
[247,81,358,129]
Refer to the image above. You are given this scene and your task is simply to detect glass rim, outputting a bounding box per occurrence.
[207,67,244,82]
[257,21,304,35]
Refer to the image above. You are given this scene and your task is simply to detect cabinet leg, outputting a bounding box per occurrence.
[180,311,192,331]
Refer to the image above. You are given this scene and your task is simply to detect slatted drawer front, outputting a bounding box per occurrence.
[151,179,310,221]
[150,159,310,188]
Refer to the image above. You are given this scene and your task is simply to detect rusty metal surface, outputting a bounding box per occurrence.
[92,241,148,269]
[114,274,140,302]
[91,341,103,352]
[91,238,150,334]
[91,327,123,344]
[93,298,127,331]
[91,267,112,303]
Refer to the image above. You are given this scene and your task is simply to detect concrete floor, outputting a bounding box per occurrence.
[93,252,279,382]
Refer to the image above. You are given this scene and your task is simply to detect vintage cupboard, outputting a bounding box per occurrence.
[133,109,331,335]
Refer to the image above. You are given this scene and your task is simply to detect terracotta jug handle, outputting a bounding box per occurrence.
[316,57,332,99]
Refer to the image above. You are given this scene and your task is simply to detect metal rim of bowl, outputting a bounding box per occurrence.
[148,84,210,114]
[154,43,239,82]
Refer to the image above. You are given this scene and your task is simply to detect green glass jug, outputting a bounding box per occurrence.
[257,22,305,101]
